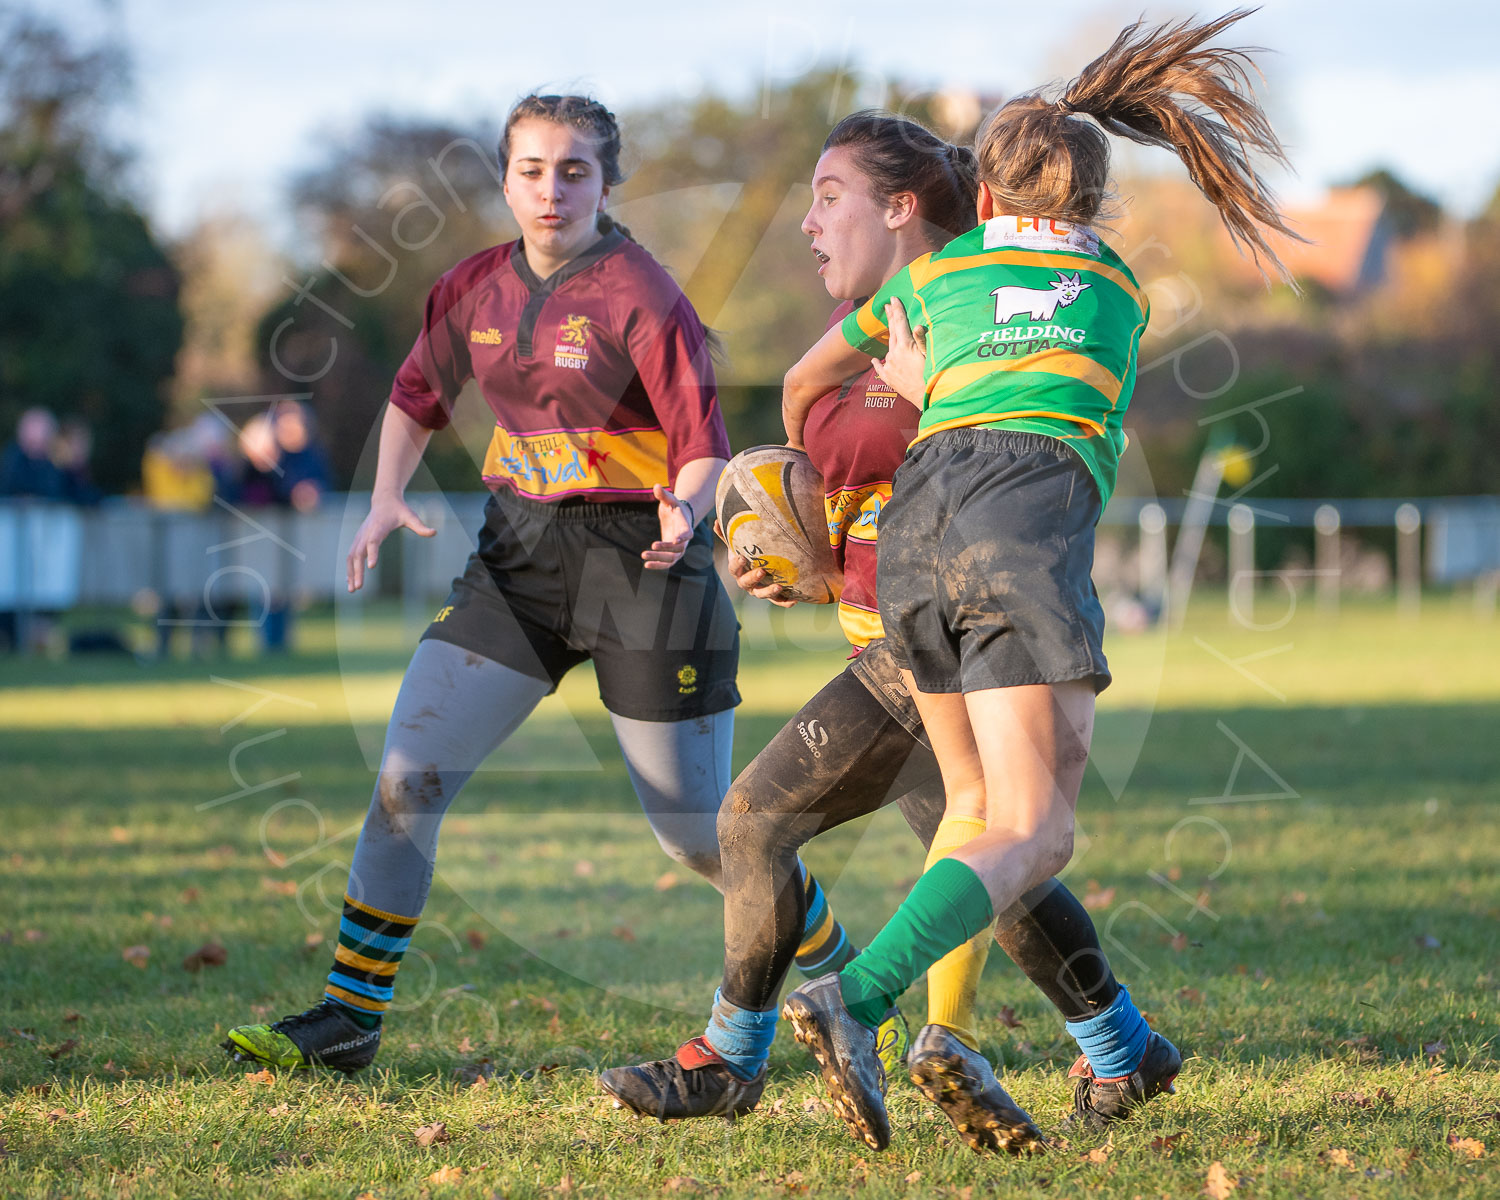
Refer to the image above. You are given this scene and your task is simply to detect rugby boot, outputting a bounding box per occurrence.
[1064,1030,1182,1129]
[907,1024,1045,1155]
[875,1006,911,1082]
[221,1000,381,1073]
[782,973,890,1151]
[599,1037,766,1121]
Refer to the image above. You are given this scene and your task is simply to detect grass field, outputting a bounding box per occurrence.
[2,594,1497,1198]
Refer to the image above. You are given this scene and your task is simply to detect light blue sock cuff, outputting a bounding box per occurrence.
[1064,984,1151,1080]
[703,988,778,1082]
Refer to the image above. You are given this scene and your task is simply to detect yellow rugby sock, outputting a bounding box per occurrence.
[923,815,994,1050]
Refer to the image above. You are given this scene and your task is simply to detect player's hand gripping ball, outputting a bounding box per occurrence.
[714,445,843,604]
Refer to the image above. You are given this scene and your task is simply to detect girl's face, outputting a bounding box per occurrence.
[800,146,903,302]
[503,118,609,264]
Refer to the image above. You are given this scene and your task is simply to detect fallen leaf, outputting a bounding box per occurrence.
[574,860,595,877]
[414,1122,449,1147]
[63,1011,81,1023]
[465,929,485,950]
[109,826,131,843]
[121,944,150,968]
[663,1178,700,1192]
[263,848,287,868]
[244,1069,275,1085]
[1283,890,1308,905]
[24,929,45,943]
[266,1103,290,1116]
[455,1037,474,1054]
[1170,932,1189,952]
[1151,1132,1186,1153]
[781,1170,805,1185]
[46,1038,78,1059]
[533,996,558,1013]
[654,872,680,892]
[1178,987,1204,1005]
[904,1169,923,1183]
[554,1175,575,1193]
[1084,1145,1111,1164]
[1447,1135,1486,1159]
[997,1005,1025,1029]
[1082,883,1116,910]
[1167,865,1182,881]
[521,1062,561,1080]
[180,887,201,903]
[355,1193,378,1200]
[302,932,323,952]
[260,876,297,897]
[1203,1161,1236,1198]
[547,1013,562,1035]
[182,942,228,972]
[1320,1148,1355,1168]
[611,925,636,942]
[428,1165,463,1184]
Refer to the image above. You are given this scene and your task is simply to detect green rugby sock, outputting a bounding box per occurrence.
[839,858,995,1029]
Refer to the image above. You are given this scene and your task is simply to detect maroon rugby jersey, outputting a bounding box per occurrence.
[390,229,729,502]
[802,301,921,647]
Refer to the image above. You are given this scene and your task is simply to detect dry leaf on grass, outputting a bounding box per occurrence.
[1151,1132,1186,1153]
[414,1121,450,1147]
[1082,883,1116,910]
[1170,932,1190,953]
[1320,1148,1355,1168]
[182,942,228,972]
[574,860,595,877]
[904,1170,923,1183]
[997,1006,1024,1029]
[663,1178,701,1192]
[62,1012,81,1024]
[24,929,46,943]
[1178,987,1204,1005]
[260,877,297,897]
[180,887,201,903]
[612,925,636,942]
[654,872,680,892]
[1084,1145,1111,1164]
[1203,1161,1236,1198]
[46,1039,78,1060]
[266,1103,290,1116]
[456,1037,474,1054]
[244,1069,275,1085]
[428,1165,464,1184]
[465,929,486,950]
[121,944,150,968]
[1447,1135,1486,1159]
[355,1192,378,1200]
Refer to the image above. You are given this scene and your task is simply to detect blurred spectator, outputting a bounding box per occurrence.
[270,400,331,512]
[55,419,103,505]
[142,427,216,510]
[238,412,280,507]
[0,408,67,499]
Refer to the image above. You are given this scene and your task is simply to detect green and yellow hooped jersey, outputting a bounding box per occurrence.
[841,216,1149,506]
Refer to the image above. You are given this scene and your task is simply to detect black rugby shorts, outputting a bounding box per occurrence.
[421,491,740,721]
[875,427,1111,695]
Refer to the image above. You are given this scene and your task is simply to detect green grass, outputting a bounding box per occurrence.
[2,594,1497,1198]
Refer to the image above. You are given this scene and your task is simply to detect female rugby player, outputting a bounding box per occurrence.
[778,11,1298,1150]
[221,95,859,1073]
[603,112,1162,1154]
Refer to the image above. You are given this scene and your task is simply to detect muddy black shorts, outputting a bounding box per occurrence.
[876,427,1111,695]
[421,491,740,721]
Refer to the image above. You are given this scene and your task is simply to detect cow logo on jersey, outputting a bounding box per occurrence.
[990,272,1091,324]
[676,664,698,695]
[554,314,592,369]
[470,328,504,345]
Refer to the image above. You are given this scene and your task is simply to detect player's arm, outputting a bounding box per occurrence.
[346,404,437,592]
[643,455,728,570]
[782,325,870,449]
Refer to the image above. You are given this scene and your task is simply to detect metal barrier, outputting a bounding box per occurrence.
[3,492,1498,646]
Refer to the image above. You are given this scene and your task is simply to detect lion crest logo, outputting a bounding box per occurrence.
[559,314,591,348]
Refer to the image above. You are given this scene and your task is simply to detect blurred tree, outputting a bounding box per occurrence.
[171,212,282,421]
[0,8,181,493]
[1347,167,1442,240]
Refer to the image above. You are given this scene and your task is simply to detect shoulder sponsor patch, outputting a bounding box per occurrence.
[982,215,1100,257]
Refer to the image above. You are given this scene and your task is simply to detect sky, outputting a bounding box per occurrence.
[45,0,1500,244]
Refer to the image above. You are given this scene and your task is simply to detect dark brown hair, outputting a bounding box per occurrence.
[976,8,1302,281]
[824,111,978,241]
[499,93,634,240]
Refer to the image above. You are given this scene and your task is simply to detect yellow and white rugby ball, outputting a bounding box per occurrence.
[715,445,842,604]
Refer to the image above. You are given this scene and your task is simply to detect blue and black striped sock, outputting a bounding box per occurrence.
[324,894,418,1030]
[794,868,859,976]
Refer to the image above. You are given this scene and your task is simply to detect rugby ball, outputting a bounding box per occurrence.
[715,445,842,604]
